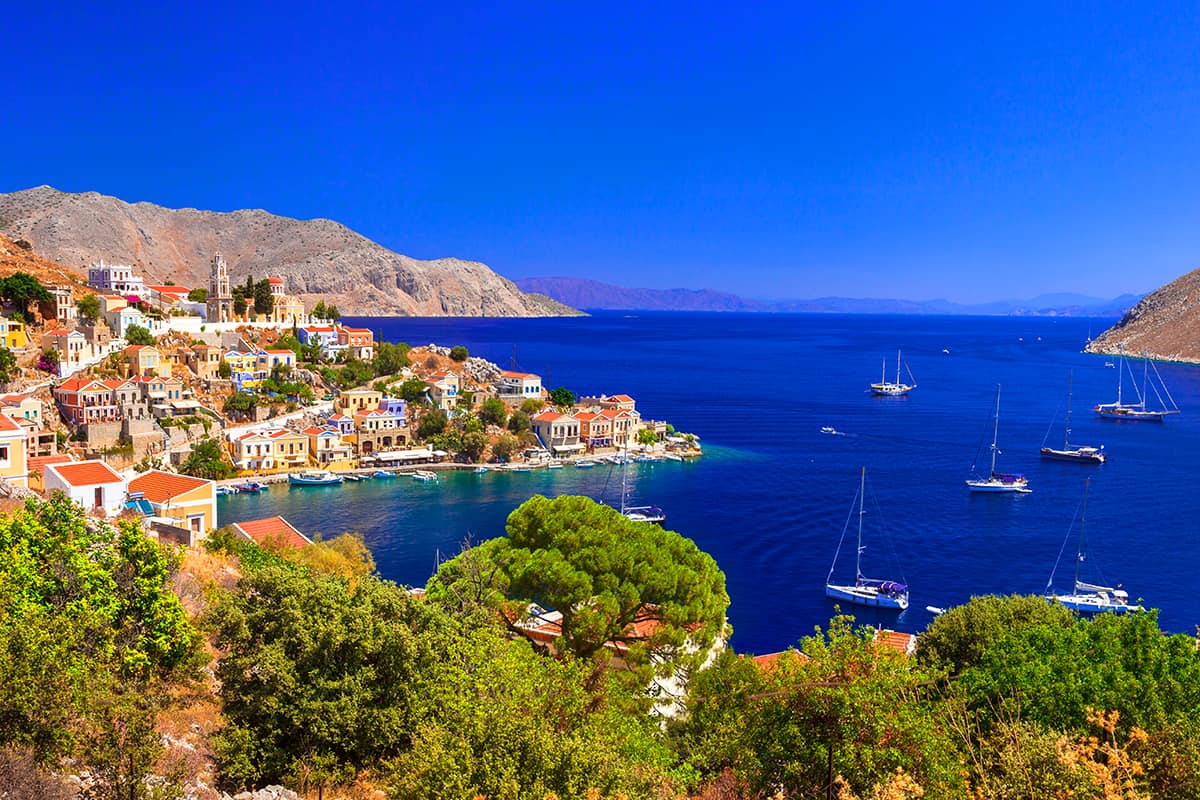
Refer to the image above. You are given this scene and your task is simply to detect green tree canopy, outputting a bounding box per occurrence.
[431,495,729,685]
[0,273,51,319]
[253,279,274,316]
[478,397,508,428]
[123,324,155,346]
[179,437,236,480]
[0,348,15,386]
[187,287,208,303]
[399,377,430,404]
[417,409,449,440]
[915,594,1074,674]
[506,409,531,434]
[491,433,520,462]
[448,345,469,362]
[374,341,411,376]
[519,398,544,415]
[548,386,575,407]
[75,293,101,321]
[637,427,657,446]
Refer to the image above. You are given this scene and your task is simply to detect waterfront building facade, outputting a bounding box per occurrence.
[87,261,146,296]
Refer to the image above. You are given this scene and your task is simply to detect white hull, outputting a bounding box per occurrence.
[1095,404,1173,421]
[1040,446,1106,464]
[870,383,914,396]
[1048,593,1142,614]
[825,583,909,610]
[966,478,1030,493]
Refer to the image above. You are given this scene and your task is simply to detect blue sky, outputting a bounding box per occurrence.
[3,2,1199,302]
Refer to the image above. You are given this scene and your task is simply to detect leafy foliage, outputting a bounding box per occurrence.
[448,345,468,362]
[0,348,15,385]
[179,437,236,480]
[417,408,449,440]
[187,287,207,302]
[548,386,575,407]
[374,341,411,375]
[76,293,102,321]
[123,324,156,346]
[916,593,1074,674]
[478,397,508,428]
[0,272,50,318]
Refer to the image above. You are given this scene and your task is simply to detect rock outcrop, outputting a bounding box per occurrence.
[1086,267,1200,363]
[0,186,580,318]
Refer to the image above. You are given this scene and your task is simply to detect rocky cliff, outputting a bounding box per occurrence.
[1085,267,1200,363]
[0,186,579,318]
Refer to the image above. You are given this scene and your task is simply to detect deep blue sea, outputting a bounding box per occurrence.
[217,312,1200,656]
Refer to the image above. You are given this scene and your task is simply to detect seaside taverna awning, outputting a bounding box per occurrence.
[552,443,585,453]
[374,448,434,461]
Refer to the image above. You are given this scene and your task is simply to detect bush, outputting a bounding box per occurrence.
[449,345,469,362]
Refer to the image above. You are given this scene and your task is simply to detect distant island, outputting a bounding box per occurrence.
[516,276,1140,317]
[1087,263,1200,363]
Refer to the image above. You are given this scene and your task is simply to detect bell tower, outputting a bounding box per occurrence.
[207,253,233,322]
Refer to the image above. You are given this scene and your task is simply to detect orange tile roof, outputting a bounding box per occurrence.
[0,415,21,432]
[231,516,311,549]
[750,650,810,671]
[128,470,211,503]
[268,276,284,284]
[47,460,124,487]
[501,370,538,379]
[607,394,635,402]
[573,411,599,421]
[28,454,73,474]
[534,411,562,421]
[874,629,917,656]
[265,349,295,355]
[340,326,372,334]
[56,377,97,392]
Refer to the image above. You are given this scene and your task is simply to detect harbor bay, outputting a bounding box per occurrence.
[218,311,1200,655]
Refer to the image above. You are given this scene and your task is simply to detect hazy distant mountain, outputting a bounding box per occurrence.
[0,186,580,317]
[519,276,1139,317]
[1087,268,1200,363]
[515,277,763,311]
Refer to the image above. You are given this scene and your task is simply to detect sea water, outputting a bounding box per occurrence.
[218,312,1200,655]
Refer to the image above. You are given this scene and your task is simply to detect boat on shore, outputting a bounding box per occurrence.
[1041,371,1106,464]
[1045,479,1143,614]
[967,385,1030,493]
[1095,346,1180,421]
[288,471,343,486]
[870,350,917,396]
[825,467,909,610]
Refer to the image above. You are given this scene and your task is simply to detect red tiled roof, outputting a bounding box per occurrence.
[265,349,295,355]
[750,650,809,671]
[47,460,124,487]
[56,377,99,392]
[573,411,599,421]
[501,370,538,379]
[268,276,284,284]
[0,415,21,432]
[128,470,211,503]
[533,411,562,421]
[874,629,917,656]
[607,394,635,403]
[231,516,311,549]
[28,454,73,474]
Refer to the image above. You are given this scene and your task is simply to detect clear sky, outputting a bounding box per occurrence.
[3,2,1199,303]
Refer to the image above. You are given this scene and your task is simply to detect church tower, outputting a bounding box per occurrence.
[207,253,233,322]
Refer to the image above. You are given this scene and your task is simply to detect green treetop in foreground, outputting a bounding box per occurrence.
[428,495,730,689]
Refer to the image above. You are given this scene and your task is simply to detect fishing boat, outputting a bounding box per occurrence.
[1040,371,1106,464]
[1045,479,1143,614]
[233,480,267,493]
[1095,345,1180,421]
[372,470,397,479]
[825,467,909,610]
[966,385,1030,493]
[820,426,844,436]
[547,462,564,469]
[574,460,597,469]
[215,485,239,497]
[343,474,361,482]
[411,470,438,482]
[870,350,917,396]
[288,471,343,486]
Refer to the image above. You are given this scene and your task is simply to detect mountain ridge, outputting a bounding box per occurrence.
[1086,266,1200,363]
[0,186,580,318]
[516,276,1139,317]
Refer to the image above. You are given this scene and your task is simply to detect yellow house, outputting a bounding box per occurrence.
[0,413,29,487]
[268,429,309,468]
[0,317,28,350]
[335,388,382,415]
[128,470,217,540]
[123,345,167,377]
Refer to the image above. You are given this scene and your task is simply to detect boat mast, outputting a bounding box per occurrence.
[1116,345,1125,407]
[895,350,902,386]
[1064,370,1073,448]
[1073,479,1090,592]
[880,357,886,385]
[1141,357,1150,412]
[855,467,866,583]
[989,385,1001,477]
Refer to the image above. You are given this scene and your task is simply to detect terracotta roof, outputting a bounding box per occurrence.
[326,413,349,421]
[231,516,311,549]
[300,426,336,436]
[265,349,295,355]
[501,370,539,379]
[533,411,563,421]
[56,377,100,392]
[123,344,150,353]
[268,276,284,284]
[874,629,917,656]
[28,454,73,474]
[47,460,124,487]
[750,650,810,671]
[339,326,372,334]
[129,470,212,503]
[574,411,599,421]
[0,415,21,432]
[607,394,635,403]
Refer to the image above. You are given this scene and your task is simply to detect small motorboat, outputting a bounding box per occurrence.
[233,481,267,493]
[820,426,844,436]
[473,466,490,474]
[574,460,597,469]
[372,470,397,479]
[288,471,344,486]
[411,470,438,482]
[215,485,239,497]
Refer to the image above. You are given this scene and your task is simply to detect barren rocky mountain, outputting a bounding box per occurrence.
[1086,267,1200,363]
[0,186,579,317]
[0,233,88,294]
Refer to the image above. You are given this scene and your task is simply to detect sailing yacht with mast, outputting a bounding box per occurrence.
[1095,345,1180,421]
[825,467,909,610]
[966,385,1030,493]
[870,350,916,396]
[617,440,665,523]
[1045,479,1142,614]
[1040,371,1106,464]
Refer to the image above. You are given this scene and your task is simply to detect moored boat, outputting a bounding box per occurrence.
[825,467,909,610]
[372,470,397,479]
[411,470,438,482]
[1045,479,1143,614]
[870,350,917,396]
[1095,346,1179,421]
[288,471,343,486]
[967,385,1031,493]
[1041,371,1106,464]
[233,480,267,493]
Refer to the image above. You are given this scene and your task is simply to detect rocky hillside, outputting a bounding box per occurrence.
[0,186,580,318]
[1086,267,1200,363]
[0,233,88,293]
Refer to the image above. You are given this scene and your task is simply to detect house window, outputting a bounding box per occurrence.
[0,445,8,466]
[188,514,203,534]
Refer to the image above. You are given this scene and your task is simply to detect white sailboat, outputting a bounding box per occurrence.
[870,350,917,396]
[1094,345,1180,421]
[618,440,665,523]
[1045,479,1143,614]
[825,467,909,610]
[1040,370,1106,464]
[966,384,1030,493]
